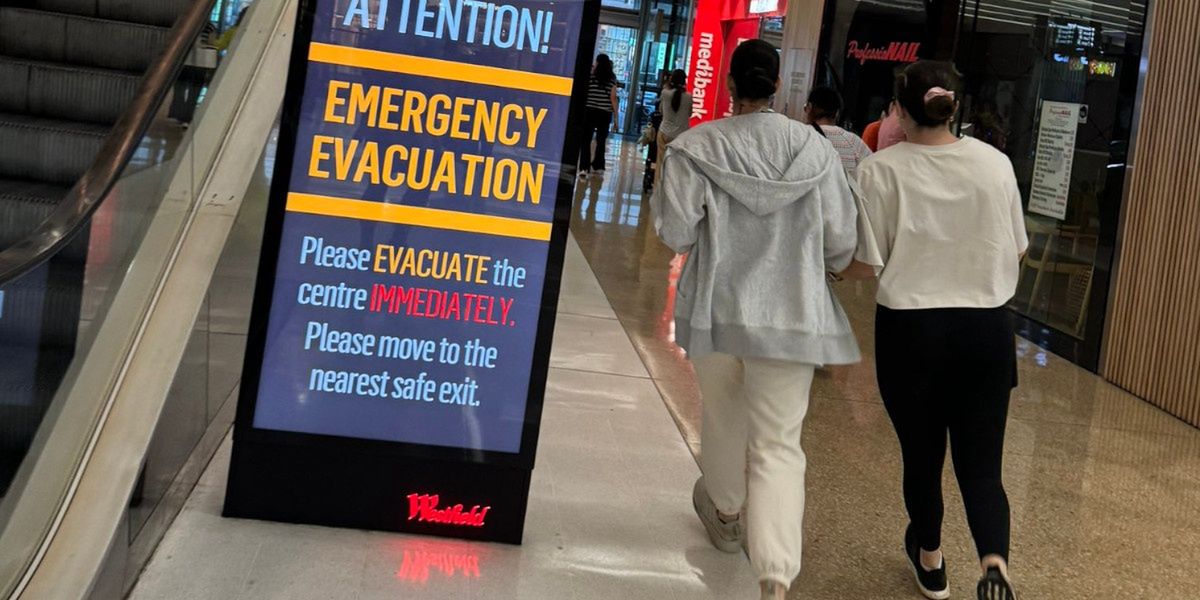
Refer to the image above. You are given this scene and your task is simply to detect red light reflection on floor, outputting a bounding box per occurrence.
[662,253,686,345]
[391,539,488,585]
[88,188,117,267]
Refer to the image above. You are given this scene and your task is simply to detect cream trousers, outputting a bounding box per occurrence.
[694,352,815,587]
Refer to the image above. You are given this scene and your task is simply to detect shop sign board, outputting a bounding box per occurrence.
[224,0,600,544]
[1029,101,1082,220]
[688,0,725,126]
[846,40,920,65]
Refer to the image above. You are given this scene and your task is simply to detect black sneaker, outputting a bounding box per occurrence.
[905,524,950,600]
[977,566,1016,600]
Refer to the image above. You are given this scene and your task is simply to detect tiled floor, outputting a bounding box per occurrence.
[570,142,1200,599]
[129,235,761,600]
[132,140,1200,600]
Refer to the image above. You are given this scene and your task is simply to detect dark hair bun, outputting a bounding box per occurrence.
[807,85,844,120]
[925,95,957,121]
[895,60,963,127]
[729,40,780,101]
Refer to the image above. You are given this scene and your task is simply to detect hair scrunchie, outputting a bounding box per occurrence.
[924,87,955,103]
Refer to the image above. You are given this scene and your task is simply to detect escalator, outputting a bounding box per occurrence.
[0,0,294,596]
[0,0,192,497]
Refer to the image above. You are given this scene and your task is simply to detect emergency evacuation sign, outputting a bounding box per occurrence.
[225,0,599,544]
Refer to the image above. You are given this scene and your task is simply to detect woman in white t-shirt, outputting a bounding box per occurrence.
[656,69,693,190]
[847,61,1027,600]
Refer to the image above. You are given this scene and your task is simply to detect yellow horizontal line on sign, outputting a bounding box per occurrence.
[307,42,574,96]
[287,192,552,242]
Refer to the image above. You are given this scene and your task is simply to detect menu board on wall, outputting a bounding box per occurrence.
[1029,101,1082,220]
[225,0,598,544]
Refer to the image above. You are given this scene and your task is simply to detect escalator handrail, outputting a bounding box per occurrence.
[0,0,218,286]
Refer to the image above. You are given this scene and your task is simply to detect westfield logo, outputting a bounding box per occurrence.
[407,493,491,527]
[846,41,921,65]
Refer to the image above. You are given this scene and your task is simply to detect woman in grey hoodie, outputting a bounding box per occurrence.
[653,40,859,600]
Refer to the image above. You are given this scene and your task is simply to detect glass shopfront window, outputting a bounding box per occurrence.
[629,0,692,136]
[956,0,1148,369]
[816,0,1149,371]
[595,24,639,131]
[817,0,935,131]
[595,0,692,135]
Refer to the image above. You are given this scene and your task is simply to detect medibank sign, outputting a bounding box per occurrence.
[688,0,723,127]
[687,0,762,127]
[690,32,718,123]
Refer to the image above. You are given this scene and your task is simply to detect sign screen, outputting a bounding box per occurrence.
[249,0,586,454]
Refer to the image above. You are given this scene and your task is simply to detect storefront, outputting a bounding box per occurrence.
[685,0,790,126]
[814,0,1149,372]
[597,0,693,134]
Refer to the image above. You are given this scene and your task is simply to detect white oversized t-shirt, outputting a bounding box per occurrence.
[855,137,1029,309]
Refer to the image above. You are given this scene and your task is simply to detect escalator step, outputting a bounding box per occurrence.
[0,113,109,185]
[0,7,170,72]
[0,57,141,125]
[33,0,193,28]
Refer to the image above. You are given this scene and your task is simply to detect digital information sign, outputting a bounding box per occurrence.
[225,0,599,544]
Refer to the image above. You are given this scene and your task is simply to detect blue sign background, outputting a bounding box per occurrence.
[250,0,584,454]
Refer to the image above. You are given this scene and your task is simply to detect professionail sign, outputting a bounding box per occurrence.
[224,0,599,544]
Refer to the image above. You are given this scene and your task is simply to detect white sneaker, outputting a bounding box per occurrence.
[692,477,744,553]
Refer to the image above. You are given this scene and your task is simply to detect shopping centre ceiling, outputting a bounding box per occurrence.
[859,0,1147,34]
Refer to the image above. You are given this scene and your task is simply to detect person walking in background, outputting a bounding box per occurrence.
[804,85,872,175]
[655,69,692,190]
[654,39,860,600]
[862,102,891,152]
[876,66,910,151]
[848,60,1027,600]
[578,54,619,180]
[876,102,908,151]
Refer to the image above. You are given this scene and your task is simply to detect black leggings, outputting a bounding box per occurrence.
[579,107,613,172]
[875,305,1016,561]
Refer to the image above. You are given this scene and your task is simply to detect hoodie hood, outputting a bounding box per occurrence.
[668,112,838,216]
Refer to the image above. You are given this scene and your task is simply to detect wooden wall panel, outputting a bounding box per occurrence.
[1102,0,1200,427]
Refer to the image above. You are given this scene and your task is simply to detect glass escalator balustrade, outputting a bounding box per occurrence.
[0,0,223,503]
[0,3,267,597]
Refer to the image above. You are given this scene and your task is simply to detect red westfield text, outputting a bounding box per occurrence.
[407,493,491,527]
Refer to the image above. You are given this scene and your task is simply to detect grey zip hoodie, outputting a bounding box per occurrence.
[653,112,861,365]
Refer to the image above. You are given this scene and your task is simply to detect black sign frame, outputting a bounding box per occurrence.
[224,0,601,544]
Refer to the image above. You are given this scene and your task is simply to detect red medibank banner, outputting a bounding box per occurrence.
[688,0,724,127]
[714,18,762,120]
[688,0,768,127]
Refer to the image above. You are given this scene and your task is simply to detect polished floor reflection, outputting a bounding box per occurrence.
[132,140,1200,600]
[571,141,1200,599]
[131,234,762,599]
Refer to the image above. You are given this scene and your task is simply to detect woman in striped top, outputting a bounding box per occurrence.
[804,86,872,176]
[578,54,619,179]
